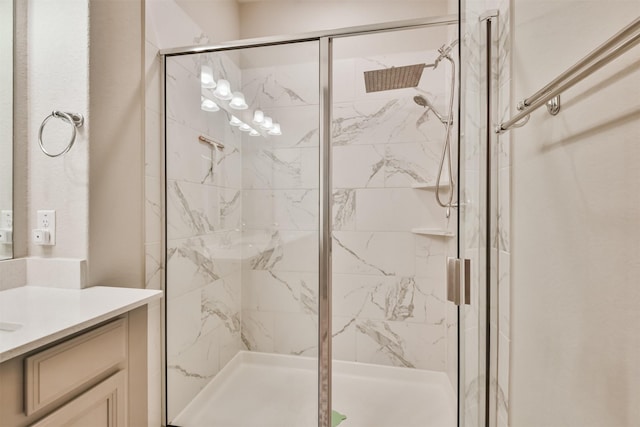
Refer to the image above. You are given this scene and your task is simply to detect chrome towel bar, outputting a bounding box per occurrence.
[497,16,640,133]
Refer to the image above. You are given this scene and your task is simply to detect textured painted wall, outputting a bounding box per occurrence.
[509,1,640,426]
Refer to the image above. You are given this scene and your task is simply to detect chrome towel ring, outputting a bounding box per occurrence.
[38,111,84,157]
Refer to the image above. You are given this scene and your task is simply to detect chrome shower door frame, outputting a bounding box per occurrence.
[160,14,459,427]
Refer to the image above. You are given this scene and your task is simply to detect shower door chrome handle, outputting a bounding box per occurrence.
[447,257,470,305]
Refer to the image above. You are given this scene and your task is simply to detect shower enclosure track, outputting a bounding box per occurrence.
[498,16,640,133]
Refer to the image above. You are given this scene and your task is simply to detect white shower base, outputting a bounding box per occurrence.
[172,351,456,427]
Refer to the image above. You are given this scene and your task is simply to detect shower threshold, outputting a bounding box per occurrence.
[172,351,456,427]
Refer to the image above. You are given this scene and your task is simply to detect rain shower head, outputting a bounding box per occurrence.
[364,39,459,93]
[363,63,426,93]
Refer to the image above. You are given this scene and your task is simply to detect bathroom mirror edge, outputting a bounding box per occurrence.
[0,0,14,260]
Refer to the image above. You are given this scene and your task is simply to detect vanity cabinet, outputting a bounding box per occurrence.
[0,306,148,427]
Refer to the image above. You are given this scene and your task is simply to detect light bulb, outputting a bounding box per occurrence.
[213,79,233,100]
[260,116,273,130]
[201,96,219,112]
[229,115,243,126]
[268,123,282,135]
[252,110,264,124]
[229,92,248,110]
[201,65,216,89]
[249,129,260,137]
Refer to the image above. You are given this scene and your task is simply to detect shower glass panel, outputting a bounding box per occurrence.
[164,41,320,426]
[330,24,459,427]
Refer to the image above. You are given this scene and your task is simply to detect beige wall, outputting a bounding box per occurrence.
[238,0,449,39]
[26,0,90,261]
[88,0,145,288]
[509,1,640,426]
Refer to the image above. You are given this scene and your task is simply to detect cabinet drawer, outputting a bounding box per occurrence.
[24,318,127,416]
[30,370,126,427]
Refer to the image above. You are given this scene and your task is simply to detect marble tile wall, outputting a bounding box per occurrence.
[239,46,457,373]
[239,50,321,357]
[330,49,455,371]
[164,52,244,420]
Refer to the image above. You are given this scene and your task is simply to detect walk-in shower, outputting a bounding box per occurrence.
[160,15,493,427]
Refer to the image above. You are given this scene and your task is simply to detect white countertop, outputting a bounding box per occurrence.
[0,286,162,363]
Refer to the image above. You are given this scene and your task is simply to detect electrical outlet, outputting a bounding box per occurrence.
[0,210,11,229]
[36,210,56,245]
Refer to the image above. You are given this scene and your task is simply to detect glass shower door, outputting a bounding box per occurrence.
[164,40,321,426]
[330,22,460,427]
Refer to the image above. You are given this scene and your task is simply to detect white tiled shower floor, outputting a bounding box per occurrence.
[172,351,456,427]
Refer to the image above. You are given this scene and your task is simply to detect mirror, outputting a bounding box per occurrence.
[0,0,13,259]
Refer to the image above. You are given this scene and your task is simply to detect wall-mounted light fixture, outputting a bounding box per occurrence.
[201,65,216,89]
[229,92,248,110]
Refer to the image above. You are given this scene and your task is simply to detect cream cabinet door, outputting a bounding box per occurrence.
[30,371,126,427]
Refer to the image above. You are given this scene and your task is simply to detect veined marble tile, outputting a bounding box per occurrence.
[498,167,510,252]
[167,118,218,185]
[260,105,319,149]
[242,146,306,190]
[242,146,275,190]
[461,169,482,251]
[241,309,275,353]
[355,319,446,371]
[333,95,451,146]
[145,175,162,244]
[332,144,385,189]
[299,147,319,189]
[385,142,443,188]
[166,233,242,299]
[415,235,449,281]
[242,59,319,109]
[220,188,242,230]
[211,143,242,190]
[274,312,318,357]
[332,231,415,277]
[249,230,318,274]
[446,303,458,388]
[241,190,275,230]
[333,189,356,231]
[167,328,219,421]
[332,274,446,326]
[167,180,219,240]
[167,286,202,355]
[239,189,317,232]
[145,243,162,291]
[244,270,318,315]
[271,148,303,189]
[166,58,208,132]
[331,58,356,104]
[332,315,358,362]
[201,275,241,338]
[498,250,510,338]
[355,188,440,232]
[274,189,318,231]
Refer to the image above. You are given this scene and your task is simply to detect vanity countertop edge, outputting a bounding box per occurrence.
[0,286,162,363]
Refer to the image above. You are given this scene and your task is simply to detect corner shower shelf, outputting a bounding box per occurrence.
[411,228,455,237]
[411,182,451,190]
